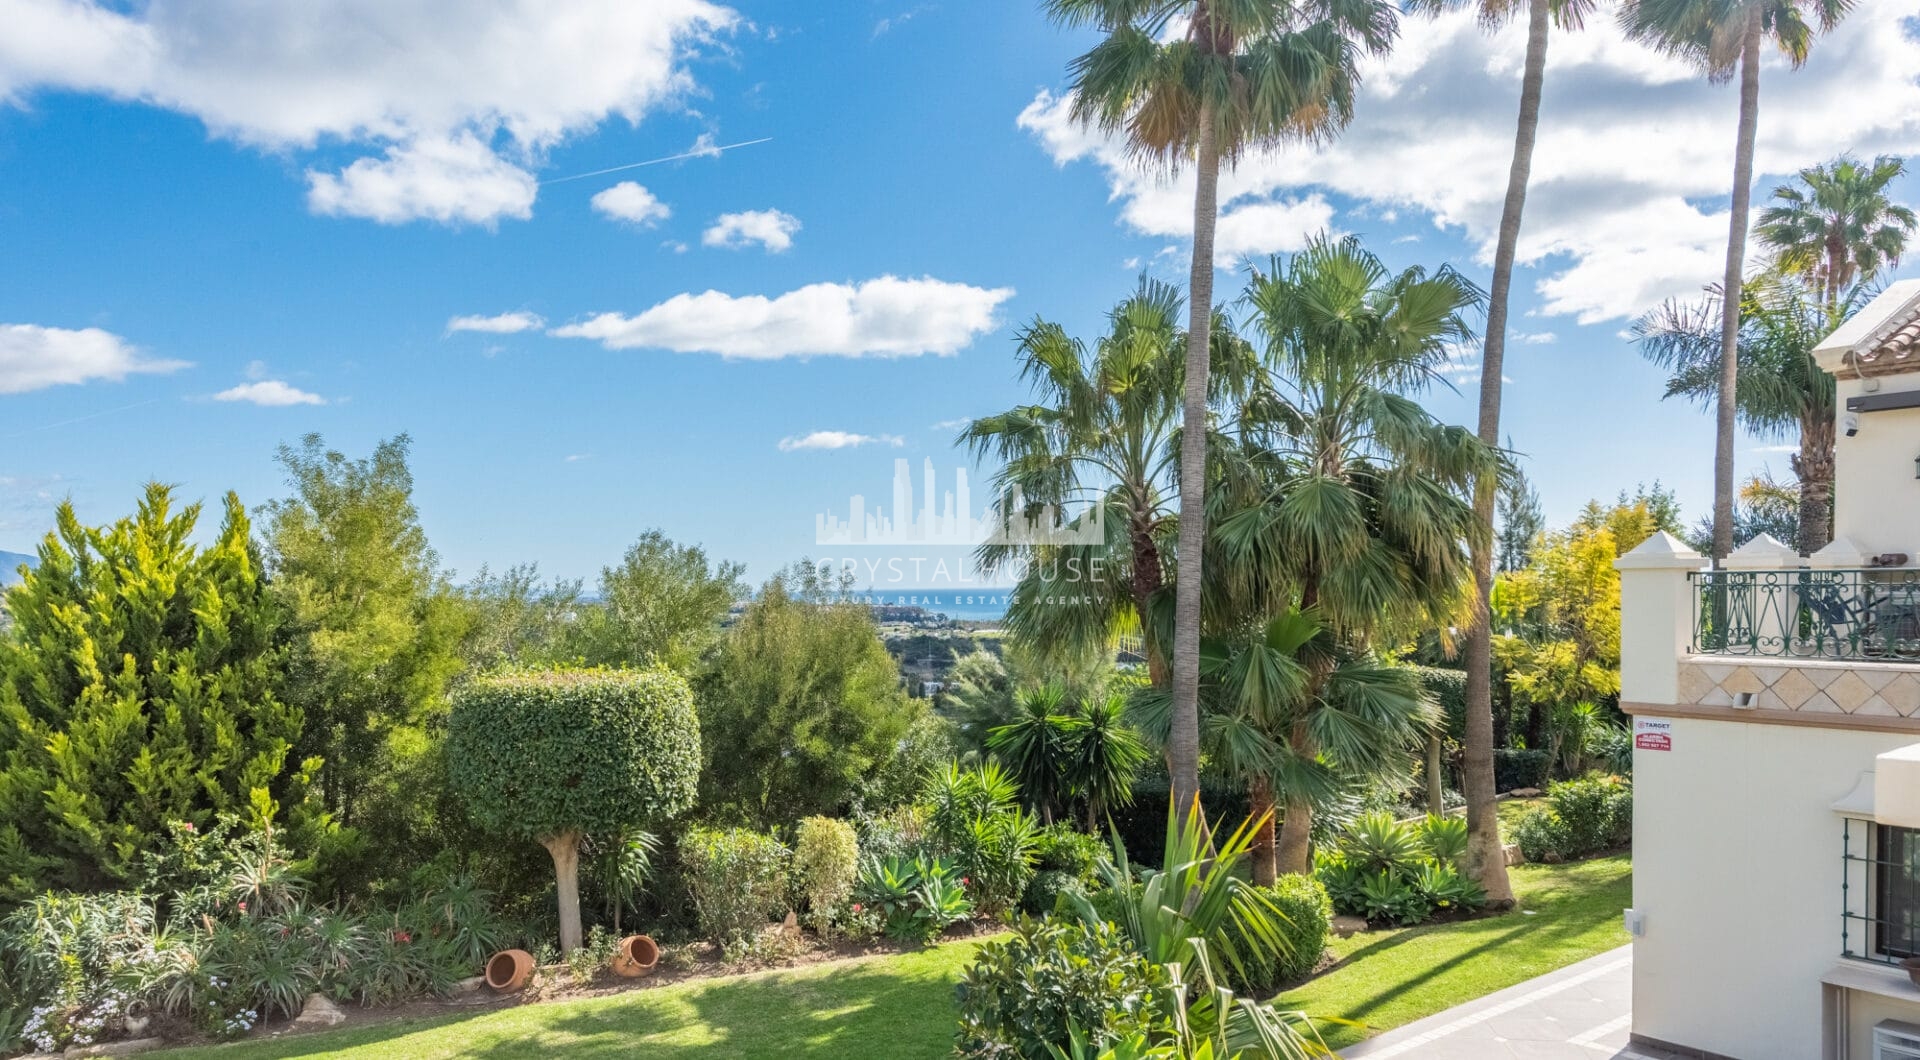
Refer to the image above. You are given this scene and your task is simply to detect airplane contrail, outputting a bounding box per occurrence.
[541,137,773,185]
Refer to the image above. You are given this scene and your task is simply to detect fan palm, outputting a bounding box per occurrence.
[1133,607,1433,883]
[1408,0,1593,917]
[962,280,1253,688]
[1212,236,1497,881]
[1633,276,1859,554]
[1619,0,1852,562]
[1758,154,1916,308]
[1042,0,1398,820]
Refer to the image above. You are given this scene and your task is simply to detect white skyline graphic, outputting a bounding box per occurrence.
[814,458,1104,546]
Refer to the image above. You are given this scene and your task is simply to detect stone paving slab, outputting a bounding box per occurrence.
[1338,945,1682,1060]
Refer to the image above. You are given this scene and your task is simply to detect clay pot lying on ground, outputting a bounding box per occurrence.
[486,949,535,991]
[612,935,660,978]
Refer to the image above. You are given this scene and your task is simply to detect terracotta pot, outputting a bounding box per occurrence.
[485,948,535,991]
[611,934,660,978]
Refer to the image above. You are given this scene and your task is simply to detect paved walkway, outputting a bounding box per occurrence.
[1338,946,1684,1060]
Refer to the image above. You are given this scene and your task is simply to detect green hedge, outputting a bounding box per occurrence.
[1493,748,1551,792]
[681,828,792,950]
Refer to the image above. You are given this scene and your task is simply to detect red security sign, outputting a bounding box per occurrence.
[1634,732,1671,752]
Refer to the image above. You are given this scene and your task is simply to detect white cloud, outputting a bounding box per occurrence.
[702,208,801,252]
[591,181,672,226]
[308,132,536,225]
[0,322,186,394]
[778,431,904,452]
[565,452,592,462]
[213,380,326,406]
[931,417,974,430]
[1017,6,1920,322]
[551,275,1014,359]
[0,0,736,226]
[447,310,545,335]
[1514,331,1557,345]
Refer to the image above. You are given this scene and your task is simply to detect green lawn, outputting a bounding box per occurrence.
[1277,854,1633,1050]
[166,852,1629,1059]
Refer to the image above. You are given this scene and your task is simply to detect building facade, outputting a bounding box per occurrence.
[1623,280,1920,1059]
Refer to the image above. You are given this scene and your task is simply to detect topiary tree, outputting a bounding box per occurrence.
[447,668,699,952]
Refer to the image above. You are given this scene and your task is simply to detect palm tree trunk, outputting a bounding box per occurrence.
[1169,98,1220,827]
[1795,411,1835,554]
[1425,731,1444,813]
[1274,718,1315,877]
[1249,774,1277,886]
[1712,16,1763,562]
[1131,519,1170,687]
[1461,0,1548,907]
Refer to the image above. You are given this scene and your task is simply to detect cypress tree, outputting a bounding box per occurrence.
[0,484,320,899]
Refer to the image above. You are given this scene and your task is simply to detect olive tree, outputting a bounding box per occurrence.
[448,668,699,952]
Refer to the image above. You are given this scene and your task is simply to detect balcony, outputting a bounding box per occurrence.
[1693,568,1920,663]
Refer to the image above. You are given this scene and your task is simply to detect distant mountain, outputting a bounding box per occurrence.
[0,550,35,588]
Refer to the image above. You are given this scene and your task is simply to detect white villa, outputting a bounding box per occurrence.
[1621,279,1920,1059]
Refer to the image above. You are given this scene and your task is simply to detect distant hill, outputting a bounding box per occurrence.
[0,550,35,588]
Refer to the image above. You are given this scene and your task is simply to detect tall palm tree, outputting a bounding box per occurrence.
[1634,276,1859,554]
[1043,0,1398,819]
[1211,236,1498,876]
[1407,0,1592,908]
[1620,0,1852,563]
[962,280,1253,687]
[1758,154,1916,307]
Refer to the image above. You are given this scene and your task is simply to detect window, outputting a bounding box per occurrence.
[1843,818,1920,963]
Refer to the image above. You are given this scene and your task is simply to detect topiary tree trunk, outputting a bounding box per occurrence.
[543,830,585,954]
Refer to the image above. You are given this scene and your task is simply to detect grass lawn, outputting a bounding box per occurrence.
[164,848,1629,1059]
[1277,853,1633,1051]
[165,942,986,1059]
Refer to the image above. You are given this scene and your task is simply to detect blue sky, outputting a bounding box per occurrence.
[2,2,1918,586]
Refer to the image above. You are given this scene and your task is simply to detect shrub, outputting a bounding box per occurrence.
[1226,875,1332,992]
[1548,776,1633,856]
[1019,870,1085,917]
[448,667,700,953]
[1415,814,1470,867]
[792,817,860,933]
[680,828,792,955]
[852,855,972,943]
[1511,806,1574,864]
[856,803,931,864]
[1312,851,1368,919]
[1493,748,1551,792]
[921,762,1039,915]
[954,916,1169,1060]
[1033,824,1107,882]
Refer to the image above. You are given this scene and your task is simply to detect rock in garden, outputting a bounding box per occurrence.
[452,976,487,995]
[1504,843,1525,866]
[1510,787,1543,798]
[1330,915,1369,938]
[292,993,348,1029]
[64,1039,163,1058]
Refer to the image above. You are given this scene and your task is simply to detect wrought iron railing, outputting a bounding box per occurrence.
[1692,568,1920,661]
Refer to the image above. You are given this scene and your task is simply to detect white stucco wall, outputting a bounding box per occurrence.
[1632,717,1920,1058]
[1833,374,1920,561]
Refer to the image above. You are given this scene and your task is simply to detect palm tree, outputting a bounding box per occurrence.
[1042,0,1398,820]
[1409,0,1592,911]
[1758,154,1916,307]
[1634,276,1858,554]
[1619,0,1851,563]
[961,280,1251,688]
[1134,607,1432,884]
[1211,236,1498,877]
[987,684,1078,824]
[1062,692,1152,831]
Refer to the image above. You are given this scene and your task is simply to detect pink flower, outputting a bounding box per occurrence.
[237,901,247,913]
[393,931,412,944]
[852,904,862,913]
[179,822,195,832]
[961,877,969,887]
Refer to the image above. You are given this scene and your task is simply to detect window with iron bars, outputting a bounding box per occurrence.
[1842,817,1920,963]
